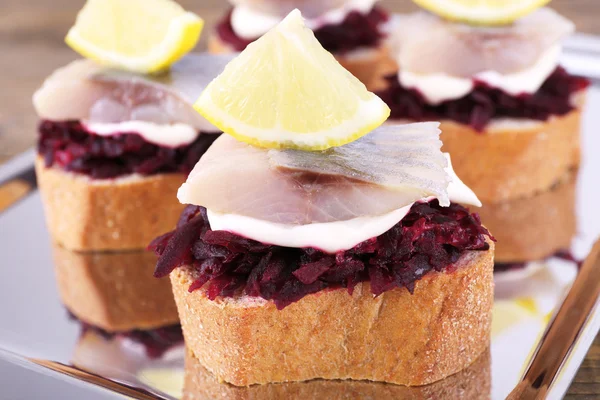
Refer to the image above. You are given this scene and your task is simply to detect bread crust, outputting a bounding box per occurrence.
[207,32,236,55]
[35,157,185,251]
[208,32,396,90]
[439,105,583,204]
[182,347,491,400]
[207,31,236,54]
[171,240,494,387]
[479,171,576,263]
[52,245,179,332]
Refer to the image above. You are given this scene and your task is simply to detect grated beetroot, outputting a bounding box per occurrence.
[215,7,389,53]
[38,120,220,179]
[150,200,492,309]
[377,67,590,132]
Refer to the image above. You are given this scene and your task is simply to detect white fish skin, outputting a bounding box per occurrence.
[269,122,449,205]
[392,8,574,77]
[178,123,450,225]
[230,0,350,19]
[32,53,235,131]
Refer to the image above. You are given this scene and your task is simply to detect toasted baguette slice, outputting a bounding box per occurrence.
[52,244,179,332]
[439,100,583,204]
[35,157,186,251]
[207,32,396,90]
[182,348,491,400]
[171,239,494,387]
[479,170,576,263]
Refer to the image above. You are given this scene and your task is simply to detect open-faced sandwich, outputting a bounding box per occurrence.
[378,4,588,263]
[151,10,494,387]
[33,0,233,251]
[210,0,396,89]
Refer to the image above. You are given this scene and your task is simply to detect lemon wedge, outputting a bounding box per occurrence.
[65,0,204,73]
[412,0,551,25]
[194,9,390,151]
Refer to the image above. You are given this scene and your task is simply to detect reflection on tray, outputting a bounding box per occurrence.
[59,253,581,400]
[69,328,491,400]
[179,349,492,400]
[491,256,580,398]
[72,330,185,398]
[73,316,183,359]
[50,242,186,395]
[47,219,581,400]
[51,243,179,333]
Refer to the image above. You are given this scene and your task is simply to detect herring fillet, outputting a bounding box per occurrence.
[178,123,450,225]
[32,53,235,130]
[230,0,349,19]
[392,8,574,77]
[269,123,449,205]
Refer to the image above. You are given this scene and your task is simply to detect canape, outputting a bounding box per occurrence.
[209,0,396,89]
[153,11,494,387]
[152,125,494,386]
[379,8,588,204]
[378,7,587,263]
[33,54,232,251]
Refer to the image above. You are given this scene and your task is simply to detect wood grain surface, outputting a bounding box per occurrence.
[1,0,599,397]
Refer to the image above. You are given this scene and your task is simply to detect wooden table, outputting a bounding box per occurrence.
[1,0,599,397]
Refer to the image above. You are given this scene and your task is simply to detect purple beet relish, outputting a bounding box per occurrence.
[68,311,183,358]
[37,120,220,179]
[215,7,389,53]
[150,200,492,309]
[377,67,590,132]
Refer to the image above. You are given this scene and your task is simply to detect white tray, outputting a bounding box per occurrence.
[1,66,600,400]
